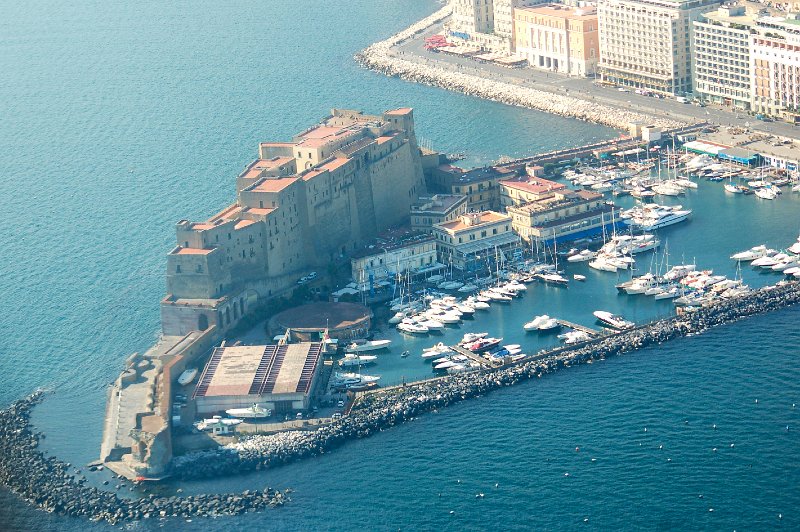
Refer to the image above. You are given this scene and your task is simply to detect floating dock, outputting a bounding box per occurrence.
[449,345,502,368]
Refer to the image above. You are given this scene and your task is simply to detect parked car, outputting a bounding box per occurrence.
[337,400,345,408]
[617,87,630,92]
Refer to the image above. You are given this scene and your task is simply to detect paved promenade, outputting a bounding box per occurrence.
[384,16,800,138]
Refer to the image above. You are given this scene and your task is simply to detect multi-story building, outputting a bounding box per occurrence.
[751,15,800,118]
[350,233,438,286]
[425,164,516,211]
[452,0,496,36]
[410,194,469,233]
[693,5,757,109]
[499,176,568,208]
[598,0,720,95]
[162,108,427,336]
[513,4,600,76]
[505,188,620,243]
[432,211,518,270]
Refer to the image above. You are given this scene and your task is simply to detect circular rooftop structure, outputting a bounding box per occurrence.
[271,302,372,341]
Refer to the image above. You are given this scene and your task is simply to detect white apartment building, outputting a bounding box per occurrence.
[452,0,496,36]
[693,5,756,109]
[598,0,720,95]
[751,16,800,117]
[350,236,438,286]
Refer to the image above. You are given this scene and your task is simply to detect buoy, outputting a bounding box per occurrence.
[564,472,570,477]
[779,513,782,519]
[713,424,717,429]
[713,448,717,452]
[584,518,589,523]
[644,427,647,432]
[730,443,734,448]
[575,447,580,452]
[659,445,663,450]
[709,508,714,512]
[755,399,758,404]
[450,510,455,515]
[667,458,672,462]
[457,479,461,483]
[495,483,499,488]
[591,458,597,462]
[699,494,704,499]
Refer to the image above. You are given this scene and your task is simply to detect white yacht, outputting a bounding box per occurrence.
[332,372,381,387]
[346,339,392,352]
[339,354,377,367]
[397,322,429,334]
[567,249,597,262]
[593,310,635,330]
[537,317,561,330]
[730,245,769,262]
[625,208,692,231]
[755,187,777,200]
[524,315,550,331]
[225,404,272,419]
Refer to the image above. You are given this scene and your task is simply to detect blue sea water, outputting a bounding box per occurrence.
[1,0,799,530]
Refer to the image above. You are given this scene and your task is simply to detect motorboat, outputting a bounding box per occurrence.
[434,360,458,370]
[332,372,381,388]
[537,272,569,285]
[654,285,681,300]
[537,317,561,330]
[589,257,618,272]
[458,283,479,293]
[465,337,503,352]
[347,339,392,352]
[752,251,780,267]
[557,330,590,344]
[388,311,406,324]
[724,183,744,194]
[225,404,272,419]
[194,416,243,431]
[461,332,488,344]
[731,245,769,262]
[624,208,692,231]
[567,249,597,262]
[593,310,635,329]
[465,297,490,310]
[339,354,377,367]
[397,322,429,334]
[755,187,777,200]
[524,315,550,331]
[177,368,198,386]
[573,274,586,281]
[788,236,800,255]
[419,319,445,330]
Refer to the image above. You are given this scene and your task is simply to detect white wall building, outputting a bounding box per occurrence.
[598,0,720,95]
[350,236,439,286]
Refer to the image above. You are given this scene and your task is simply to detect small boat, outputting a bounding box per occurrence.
[755,187,777,200]
[400,350,410,358]
[557,330,590,344]
[346,339,392,352]
[338,353,377,367]
[225,404,272,419]
[178,368,198,386]
[573,274,586,281]
[593,310,635,330]
[194,416,243,431]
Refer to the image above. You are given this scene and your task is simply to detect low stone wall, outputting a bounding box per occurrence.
[170,281,800,481]
[0,392,290,524]
[354,7,687,131]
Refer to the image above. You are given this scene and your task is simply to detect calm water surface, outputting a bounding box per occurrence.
[1,0,799,530]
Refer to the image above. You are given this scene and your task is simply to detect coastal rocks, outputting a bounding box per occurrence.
[0,393,289,524]
[170,282,800,481]
[353,6,687,131]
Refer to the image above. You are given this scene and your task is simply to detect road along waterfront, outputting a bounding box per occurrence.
[355,6,687,131]
[168,280,800,481]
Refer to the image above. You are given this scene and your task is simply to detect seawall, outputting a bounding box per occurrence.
[170,281,800,481]
[354,7,688,131]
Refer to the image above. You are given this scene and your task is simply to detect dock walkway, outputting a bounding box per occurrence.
[555,320,606,338]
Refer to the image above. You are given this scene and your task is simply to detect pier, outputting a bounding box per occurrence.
[554,319,606,338]
[449,344,500,368]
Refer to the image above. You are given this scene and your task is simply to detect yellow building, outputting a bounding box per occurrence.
[432,211,517,270]
[513,4,599,77]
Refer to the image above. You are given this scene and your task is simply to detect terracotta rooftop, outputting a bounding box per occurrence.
[321,157,350,172]
[376,135,395,145]
[172,247,214,255]
[241,157,295,179]
[500,178,566,195]
[234,219,257,230]
[436,211,510,233]
[249,177,297,193]
[386,107,413,115]
[245,207,276,216]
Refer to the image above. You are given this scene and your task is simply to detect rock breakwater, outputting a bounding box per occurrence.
[172,281,800,481]
[354,6,687,130]
[0,393,290,524]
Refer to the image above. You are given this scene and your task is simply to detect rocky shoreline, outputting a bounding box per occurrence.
[3,282,798,523]
[0,392,290,524]
[170,281,800,481]
[354,6,687,130]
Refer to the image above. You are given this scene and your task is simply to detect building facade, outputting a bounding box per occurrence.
[693,5,756,109]
[425,164,515,211]
[452,0,496,36]
[499,176,568,208]
[751,16,800,117]
[410,194,469,233]
[432,211,518,270]
[513,4,599,76]
[350,235,438,286]
[598,0,720,95]
[162,108,426,336]
[506,189,620,243]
